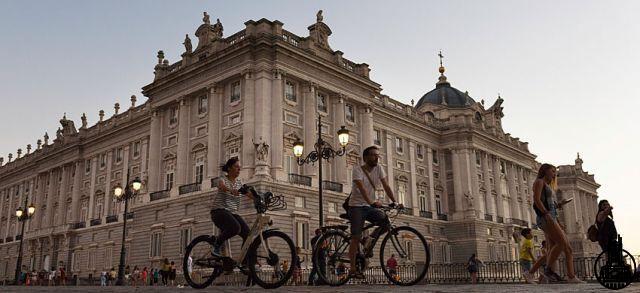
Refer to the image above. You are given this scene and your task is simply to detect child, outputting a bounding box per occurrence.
[519,228,535,284]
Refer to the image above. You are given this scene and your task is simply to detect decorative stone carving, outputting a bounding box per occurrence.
[99,110,105,122]
[114,103,120,115]
[464,191,474,207]
[0,157,3,166]
[17,148,22,158]
[130,95,137,108]
[183,34,192,54]
[213,19,223,39]
[56,128,63,141]
[316,10,323,23]
[203,12,210,25]
[308,11,332,50]
[81,113,87,129]
[253,137,270,162]
[44,132,49,145]
[7,153,12,162]
[59,113,78,135]
[26,144,32,154]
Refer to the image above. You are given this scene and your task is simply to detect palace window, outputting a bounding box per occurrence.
[150,232,163,257]
[194,156,205,184]
[198,95,208,114]
[374,129,381,146]
[169,107,178,125]
[295,221,310,250]
[179,227,192,255]
[395,137,403,153]
[432,150,439,165]
[317,93,327,113]
[116,147,123,163]
[345,104,355,123]
[419,190,427,212]
[417,144,424,160]
[230,81,241,104]
[285,81,296,103]
[133,141,141,157]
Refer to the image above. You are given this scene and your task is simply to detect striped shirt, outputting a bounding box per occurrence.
[211,176,243,212]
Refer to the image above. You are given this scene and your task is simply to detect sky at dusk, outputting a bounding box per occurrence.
[1,1,638,255]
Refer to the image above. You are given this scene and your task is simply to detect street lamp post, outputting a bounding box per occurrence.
[113,170,142,286]
[14,198,35,285]
[293,115,350,227]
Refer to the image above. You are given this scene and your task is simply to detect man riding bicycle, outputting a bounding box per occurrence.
[348,146,401,279]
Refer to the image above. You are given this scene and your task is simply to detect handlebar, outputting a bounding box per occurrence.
[239,184,287,213]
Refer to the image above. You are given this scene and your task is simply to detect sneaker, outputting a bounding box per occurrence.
[566,277,585,284]
[544,267,563,282]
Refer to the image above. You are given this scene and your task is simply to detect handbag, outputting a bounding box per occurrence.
[587,217,599,242]
[342,165,377,212]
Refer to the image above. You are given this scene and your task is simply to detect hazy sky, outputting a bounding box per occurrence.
[1,1,638,255]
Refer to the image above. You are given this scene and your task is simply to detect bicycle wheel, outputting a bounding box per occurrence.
[594,249,636,290]
[246,230,296,289]
[183,235,222,289]
[313,229,353,286]
[379,226,430,286]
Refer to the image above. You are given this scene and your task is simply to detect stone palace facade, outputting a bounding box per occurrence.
[0,12,600,280]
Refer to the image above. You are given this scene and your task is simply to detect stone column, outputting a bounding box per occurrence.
[506,163,520,223]
[103,152,113,218]
[148,110,162,192]
[70,161,82,224]
[4,187,12,237]
[385,135,395,193]
[46,169,57,227]
[450,149,464,220]
[528,170,537,225]
[409,141,419,216]
[176,97,191,187]
[302,82,317,179]
[469,149,483,218]
[516,167,528,226]
[140,138,149,183]
[581,191,589,232]
[87,157,97,223]
[241,71,256,179]
[253,70,273,179]
[333,95,347,185]
[56,165,69,226]
[481,152,495,220]
[0,189,4,235]
[361,106,374,148]
[207,84,222,183]
[439,150,449,213]
[492,157,505,220]
[426,147,436,218]
[270,70,285,181]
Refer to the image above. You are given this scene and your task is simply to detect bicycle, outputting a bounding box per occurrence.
[313,204,430,286]
[594,235,636,290]
[182,185,296,289]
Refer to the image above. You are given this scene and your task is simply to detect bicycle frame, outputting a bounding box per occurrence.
[228,213,273,265]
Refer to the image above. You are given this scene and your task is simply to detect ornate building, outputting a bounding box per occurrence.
[0,11,600,280]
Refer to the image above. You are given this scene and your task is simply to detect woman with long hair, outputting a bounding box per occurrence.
[532,163,584,283]
[596,200,618,261]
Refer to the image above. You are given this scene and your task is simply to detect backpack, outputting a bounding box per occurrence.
[587,218,598,242]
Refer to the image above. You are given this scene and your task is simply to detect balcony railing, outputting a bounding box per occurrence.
[288,173,312,187]
[484,214,493,221]
[15,234,22,241]
[497,216,504,223]
[511,219,528,227]
[5,237,13,242]
[322,180,343,193]
[126,212,134,220]
[420,210,433,218]
[437,214,448,221]
[106,215,118,223]
[150,190,170,201]
[179,183,201,195]
[90,219,102,226]
[72,222,86,229]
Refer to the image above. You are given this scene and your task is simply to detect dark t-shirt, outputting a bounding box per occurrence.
[597,216,617,249]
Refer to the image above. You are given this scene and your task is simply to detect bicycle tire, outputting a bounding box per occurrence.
[379,226,430,286]
[313,229,352,286]
[246,230,296,289]
[183,235,220,289]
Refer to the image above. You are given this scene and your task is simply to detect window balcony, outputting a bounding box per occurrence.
[288,173,312,187]
[179,183,201,195]
[322,180,343,193]
[106,215,118,223]
[437,214,448,221]
[150,190,170,201]
[420,210,433,219]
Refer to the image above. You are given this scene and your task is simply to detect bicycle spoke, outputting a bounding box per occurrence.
[248,231,296,289]
[380,226,430,286]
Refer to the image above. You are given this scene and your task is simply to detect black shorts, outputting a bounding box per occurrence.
[348,206,387,238]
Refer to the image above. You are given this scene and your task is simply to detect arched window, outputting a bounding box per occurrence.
[435,194,442,215]
[192,144,206,184]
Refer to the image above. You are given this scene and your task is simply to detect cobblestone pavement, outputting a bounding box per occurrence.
[1,283,638,293]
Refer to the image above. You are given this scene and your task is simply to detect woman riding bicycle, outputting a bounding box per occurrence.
[348,146,401,279]
[211,157,251,257]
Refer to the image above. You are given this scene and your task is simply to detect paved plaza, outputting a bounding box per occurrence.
[1,283,638,293]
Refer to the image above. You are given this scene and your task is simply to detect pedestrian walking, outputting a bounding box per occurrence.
[58,265,66,286]
[466,254,482,284]
[519,228,535,283]
[596,200,619,261]
[100,271,107,286]
[141,267,148,286]
[308,228,326,286]
[153,267,160,286]
[169,261,177,286]
[532,164,584,283]
[386,254,398,278]
[124,265,131,285]
[132,265,140,286]
[108,267,117,286]
[161,258,170,286]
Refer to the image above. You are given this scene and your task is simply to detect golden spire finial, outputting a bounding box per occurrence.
[438,50,445,74]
